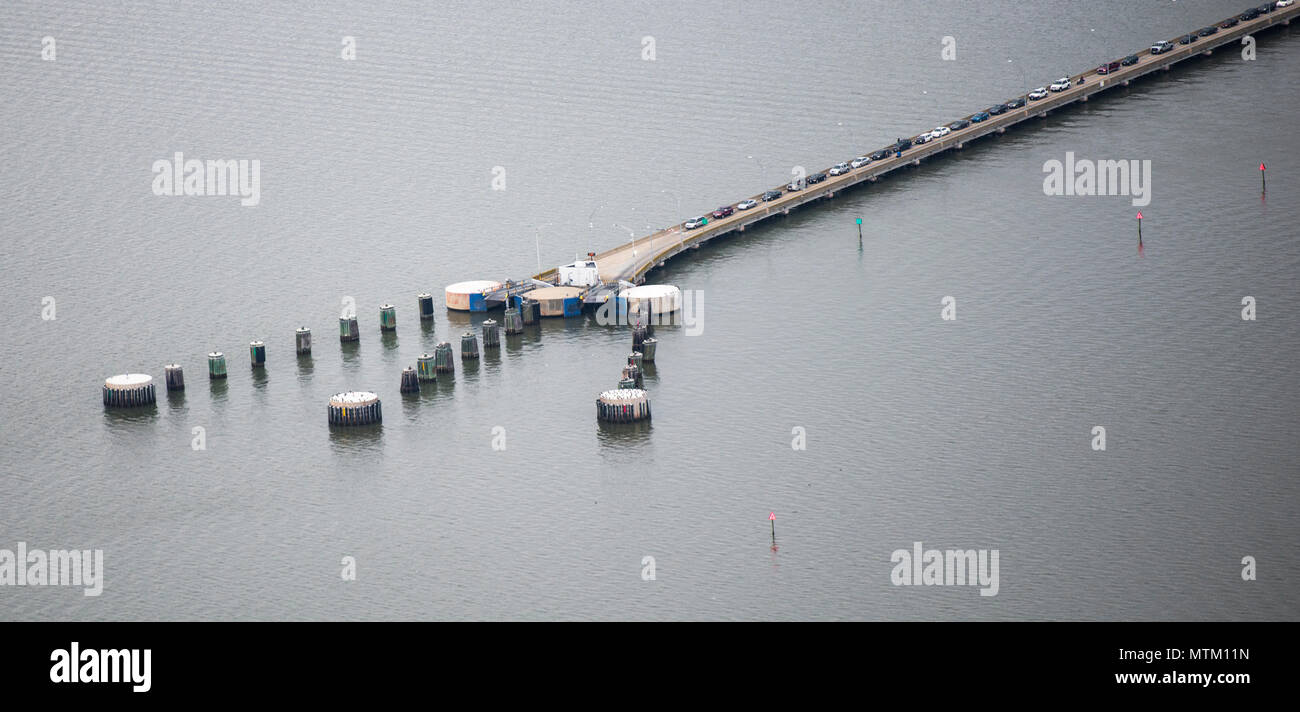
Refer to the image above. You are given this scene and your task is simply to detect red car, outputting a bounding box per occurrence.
[1097,61,1121,75]
[711,205,735,219]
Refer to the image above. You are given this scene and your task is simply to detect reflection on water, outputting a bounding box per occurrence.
[208,378,228,405]
[340,340,361,372]
[595,418,653,444]
[327,423,384,454]
[296,354,314,382]
[102,405,159,429]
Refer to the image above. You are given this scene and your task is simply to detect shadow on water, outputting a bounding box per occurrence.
[327,423,384,454]
[640,362,658,384]
[380,329,399,354]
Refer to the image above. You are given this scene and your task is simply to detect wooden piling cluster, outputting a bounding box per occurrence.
[295,327,312,355]
[164,364,184,391]
[503,307,523,334]
[327,391,382,426]
[417,293,435,321]
[339,316,360,342]
[417,353,437,381]
[102,374,156,408]
[434,342,455,373]
[400,367,420,394]
[596,388,651,422]
[482,319,500,350]
[208,352,227,379]
[520,298,540,326]
[249,340,266,368]
[640,337,657,362]
[461,331,479,360]
[379,304,397,331]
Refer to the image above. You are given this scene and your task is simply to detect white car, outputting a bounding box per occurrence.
[1049,77,1071,92]
[913,132,932,145]
[786,179,804,191]
[1028,87,1049,100]
[736,198,759,210]
[683,216,708,229]
[1278,0,1293,7]
[850,155,871,169]
[929,126,951,139]
[829,162,850,176]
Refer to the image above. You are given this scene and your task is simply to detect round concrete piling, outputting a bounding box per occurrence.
[596,388,651,422]
[630,351,644,368]
[632,324,647,353]
[417,353,438,381]
[295,327,312,355]
[520,298,540,326]
[445,280,503,312]
[417,293,435,321]
[641,337,658,362]
[327,391,382,426]
[400,367,420,394]
[621,284,682,320]
[461,331,479,360]
[379,304,397,331]
[339,316,360,343]
[103,374,156,407]
[249,341,266,368]
[208,352,227,380]
[482,319,500,349]
[164,364,184,391]
[503,307,523,335]
[434,342,455,373]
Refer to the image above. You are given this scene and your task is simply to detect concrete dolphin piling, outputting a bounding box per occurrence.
[103,374,156,408]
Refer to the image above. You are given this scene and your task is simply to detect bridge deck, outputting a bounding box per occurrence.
[519,5,1297,292]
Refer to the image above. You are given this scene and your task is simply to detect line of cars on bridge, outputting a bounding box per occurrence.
[679,1,1294,232]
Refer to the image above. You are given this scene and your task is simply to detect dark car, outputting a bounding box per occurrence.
[870,149,890,161]
[1220,18,1239,28]
[970,111,990,123]
[1121,54,1139,66]
[948,118,971,130]
[711,205,734,219]
[892,138,912,153]
[806,172,827,185]
[1005,97,1026,109]
[1198,26,1219,36]
[1240,9,1260,20]
[987,104,1009,115]
[761,190,782,202]
[1256,4,1274,14]
[1178,33,1198,44]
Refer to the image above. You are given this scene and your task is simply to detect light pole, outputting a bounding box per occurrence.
[1008,58,1028,113]
[533,223,553,273]
[747,154,765,186]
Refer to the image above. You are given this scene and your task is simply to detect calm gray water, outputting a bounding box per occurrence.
[2,0,1297,620]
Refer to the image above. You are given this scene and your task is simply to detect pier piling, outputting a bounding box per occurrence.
[380,304,397,332]
[103,374,156,407]
[417,293,435,321]
[482,319,500,349]
[434,342,455,373]
[249,340,266,368]
[327,391,382,426]
[208,352,227,380]
[295,327,312,355]
[400,366,420,394]
[461,331,479,360]
[164,364,184,391]
[417,353,438,381]
[339,316,360,343]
